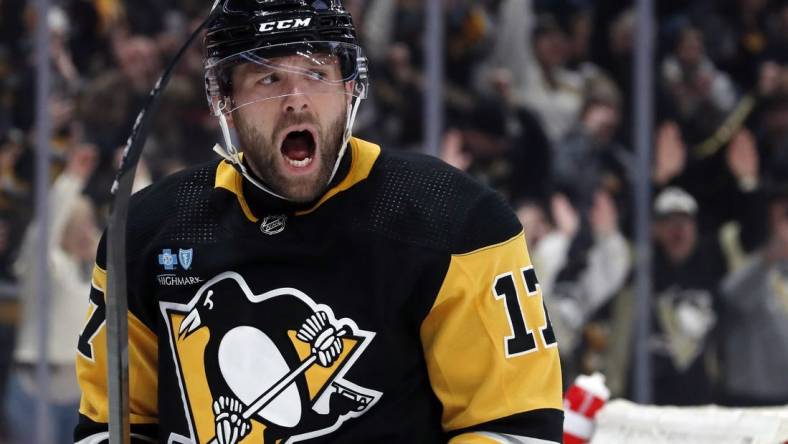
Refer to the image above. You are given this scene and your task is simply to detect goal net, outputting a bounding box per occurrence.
[590,400,788,444]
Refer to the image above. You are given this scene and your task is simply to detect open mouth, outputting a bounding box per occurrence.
[281,129,317,168]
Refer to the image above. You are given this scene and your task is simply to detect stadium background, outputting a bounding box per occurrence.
[1,0,788,442]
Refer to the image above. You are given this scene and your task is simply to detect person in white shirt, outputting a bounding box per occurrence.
[6,145,99,444]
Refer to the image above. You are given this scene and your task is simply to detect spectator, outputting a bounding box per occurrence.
[5,145,99,444]
[485,0,535,94]
[452,68,552,202]
[78,34,162,207]
[550,89,634,305]
[149,50,219,177]
[653,121,766,252]
[79,34,162,155]
[369,43,423,151]
[521,191,629,378]
[521,14,585,144]
[48,6,81,95]
[718,184,788,406]
[597,7,636,146]
[661,25,738,145]
[445,3,495,89]
[360,0,397,63]
[645,187,727,406]
[552,83,632,219]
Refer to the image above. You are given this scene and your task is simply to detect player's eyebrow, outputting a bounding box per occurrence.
[239,63,272,74]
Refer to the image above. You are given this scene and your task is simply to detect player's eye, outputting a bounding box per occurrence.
[308,69,329,81]
[257,73,279,85]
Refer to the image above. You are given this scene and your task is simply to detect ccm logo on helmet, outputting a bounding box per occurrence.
[258,17,312,32]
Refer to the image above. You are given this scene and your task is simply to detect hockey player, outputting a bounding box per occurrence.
[75,1,564,442]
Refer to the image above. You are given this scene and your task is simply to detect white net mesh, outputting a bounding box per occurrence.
[590,400,788,444]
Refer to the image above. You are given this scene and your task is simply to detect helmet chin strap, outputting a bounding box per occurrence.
[213,112,292,201]
[328,95,362,184]
[213,95,363,202]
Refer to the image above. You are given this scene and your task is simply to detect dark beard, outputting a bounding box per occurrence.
[233,108,346,202]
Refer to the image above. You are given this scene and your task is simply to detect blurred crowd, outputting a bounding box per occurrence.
[1,0,788,441]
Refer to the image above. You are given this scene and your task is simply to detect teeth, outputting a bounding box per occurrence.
[286,156,313,168]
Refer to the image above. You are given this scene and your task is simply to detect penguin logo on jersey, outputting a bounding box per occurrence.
[160,271,382,444]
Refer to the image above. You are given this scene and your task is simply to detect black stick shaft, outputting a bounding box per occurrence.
[105,6,221,442]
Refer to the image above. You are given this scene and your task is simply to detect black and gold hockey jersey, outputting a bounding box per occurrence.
[75,138,563,443]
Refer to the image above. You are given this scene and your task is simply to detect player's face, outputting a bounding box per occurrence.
[229,54,350,202]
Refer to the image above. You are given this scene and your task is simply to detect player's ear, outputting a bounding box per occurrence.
[345,81,355,106]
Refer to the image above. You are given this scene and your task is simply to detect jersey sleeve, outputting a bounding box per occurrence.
[74,233,160,443]
[420,193,564,443]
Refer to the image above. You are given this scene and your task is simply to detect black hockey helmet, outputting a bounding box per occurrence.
[204,0,368,116]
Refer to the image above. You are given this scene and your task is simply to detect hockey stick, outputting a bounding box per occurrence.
[105,2,223,443]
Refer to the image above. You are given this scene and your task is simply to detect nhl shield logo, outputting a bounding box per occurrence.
[179,248,194,270]
[261,215,287,235]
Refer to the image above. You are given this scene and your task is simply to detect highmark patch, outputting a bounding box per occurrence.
[157,274,203,287]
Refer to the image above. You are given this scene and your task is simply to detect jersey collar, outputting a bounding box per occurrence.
[214,137,381,222]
